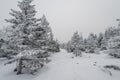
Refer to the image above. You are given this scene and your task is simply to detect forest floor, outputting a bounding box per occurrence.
[0,49,120,80]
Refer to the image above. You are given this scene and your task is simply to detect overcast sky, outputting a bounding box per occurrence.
[0,0,120,42]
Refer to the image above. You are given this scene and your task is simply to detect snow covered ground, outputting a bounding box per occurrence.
[0,49,120,80]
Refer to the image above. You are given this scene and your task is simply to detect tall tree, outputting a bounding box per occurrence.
[86,33,97,53]
[71,31,81,51]
[5,0,39,52]
[70,31,82,56]
[4,0,54,74]
[37,15,60,52]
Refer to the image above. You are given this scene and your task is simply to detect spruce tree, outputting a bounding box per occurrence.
[71,31,81,51]
[5,0,39,52]
[5,0,54,74]
[39,15,60,52]
[86,33,97,53]
[79,33,85,51]
[71,31,82,56]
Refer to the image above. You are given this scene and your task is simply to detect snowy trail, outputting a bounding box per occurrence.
[0,49,120,80]
[34,49,119,80]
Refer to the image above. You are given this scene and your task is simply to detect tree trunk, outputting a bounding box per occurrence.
[17,58,23,74]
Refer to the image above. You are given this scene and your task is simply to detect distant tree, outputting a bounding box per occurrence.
[60,43,66,49]
[79,33,85,51]
[97,33,104,48]
[65,41,72,52]
[84,39,87,49]
[70,31,82,56]
[104,27,116,40]
[100,36,108,50]
[71,32,80,51]
[86,33,97,53]
[102,26,118,50]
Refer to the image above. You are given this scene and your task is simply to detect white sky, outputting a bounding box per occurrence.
[0,0,120,42]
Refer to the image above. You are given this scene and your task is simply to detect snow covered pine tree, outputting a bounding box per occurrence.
[5,0,51,74]
[71,31,82,57]
[40,15,60,53]
[5,0,38,53]
[85,33,97,53]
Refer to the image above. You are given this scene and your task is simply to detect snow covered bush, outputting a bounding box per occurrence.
[0,38,17,59]
[104,65,120,71]
[47,39,60,53]
[8,49,50,74]
[65,41,73,53]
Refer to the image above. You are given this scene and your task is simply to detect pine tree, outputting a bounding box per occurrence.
[4,0,52,74]
[86,33,97,53]
[101,36,108,50]
[79,33,85,51]
[38,15,60,52]
[28,15,50,49]
[71,31,82,56]
[71,31,80,51]
[5,0,39,52]
[97,33,104,48]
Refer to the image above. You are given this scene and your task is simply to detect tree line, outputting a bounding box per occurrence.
[61,20,120,57]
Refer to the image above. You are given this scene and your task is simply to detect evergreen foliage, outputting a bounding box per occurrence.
[2,0,58,74]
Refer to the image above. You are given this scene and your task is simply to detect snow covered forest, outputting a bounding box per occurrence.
[0,0,120,80]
